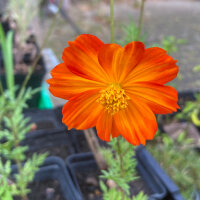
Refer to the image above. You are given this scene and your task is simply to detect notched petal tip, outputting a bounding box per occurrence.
[61,34,108,82]
[124,41,145,48]
[67,34,104,46]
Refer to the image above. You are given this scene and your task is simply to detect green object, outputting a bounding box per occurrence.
[148,133,200,200]
[100,137,148,200]
[176,93,200,127]
[193,65,200,72]
[0,24,14,97]
[161,35,187,54]
[38,82,53,109]
[117,21,147,46]
[0,88,48,199]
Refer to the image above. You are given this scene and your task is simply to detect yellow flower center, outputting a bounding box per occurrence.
[97,83,130,115]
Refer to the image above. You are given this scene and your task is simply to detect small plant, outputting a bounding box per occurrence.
[100,137,147,200]
[193,64,200,72]
[0,88,47,200]
[152,35,186,54]
[147,132,200,200]
[117,21,147,46]
[176,93,200,126]
[151,36,186,54]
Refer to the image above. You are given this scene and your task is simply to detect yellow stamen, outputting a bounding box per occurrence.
[97,83,130,115]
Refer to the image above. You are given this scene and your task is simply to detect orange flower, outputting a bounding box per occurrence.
[47,34,179,145]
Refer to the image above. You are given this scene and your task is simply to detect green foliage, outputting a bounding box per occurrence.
[161,36,186,54]
[193,64,200,72]
[0,24,14,97]
[0,88,47,199]
[176,93,200,126]
[151,36,186,55]
[100,137,148,200]
[117,21,146,46]
[147,133,200,200]
[133,191,148,200]
[100,181,129,200]
[0,160,14,200]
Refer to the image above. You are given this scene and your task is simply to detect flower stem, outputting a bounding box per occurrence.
[12,120,27,200]
[116,137,125,200]
[137,0,145,40]
[0,81,3,94]
[110,0,115,43]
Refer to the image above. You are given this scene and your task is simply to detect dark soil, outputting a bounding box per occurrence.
[76,170,153,200]
[14,180,64,200]
[29,144,71,159]
[130,176,153,197]
[76,170,102,200]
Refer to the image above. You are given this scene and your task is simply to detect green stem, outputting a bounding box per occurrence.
[110,0,115,43]
[12,122,27,200]
[116,137,125,200]
[117,138,124,176]
[16,0,63,103]
[0,81,3,94]
[137,0,145,40]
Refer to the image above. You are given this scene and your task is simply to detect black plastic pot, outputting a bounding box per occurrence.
[22,108,69,152]
[11,156,82,200]
[24,107,65,131]
[66,152,168,200]
[22,107,88,155]
[136,145,184,200]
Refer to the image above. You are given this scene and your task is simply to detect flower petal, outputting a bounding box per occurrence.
[123,47,178,85]
[68,34,104,58]
[125,82,180,114]
[98,42,145,82]
[98,44,121,81]
[47,63,106,99]
[111,120,121,138]
[96,111,113,142]
[62,90,103,130]
[113,99,158,145]
[62,34,109,83]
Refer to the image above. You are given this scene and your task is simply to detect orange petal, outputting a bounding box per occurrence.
[47,63,106,99]
[113,99,158,145]
[98,42,145,83]
[62,90,103,130]
[98,44,121,82]
[125,82,180,114]
[68,34,104,58]
[123,47,178,85]
[50,62,71,76]
[96,111,113,142]
[111,120,121,138]
[62,34,109,83]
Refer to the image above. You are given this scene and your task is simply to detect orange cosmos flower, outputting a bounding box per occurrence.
[47,34,179,146]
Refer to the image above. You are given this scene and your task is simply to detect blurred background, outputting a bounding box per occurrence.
[1,0,200,95]
[0,1,200,200]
